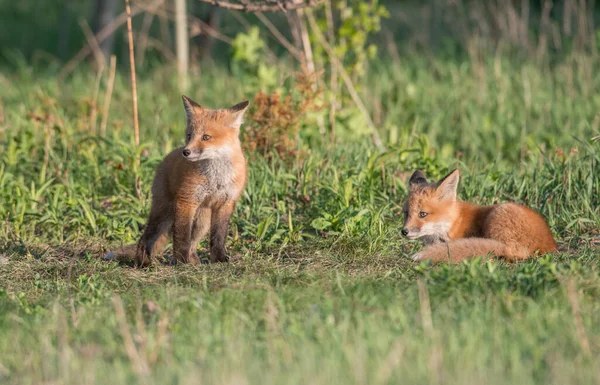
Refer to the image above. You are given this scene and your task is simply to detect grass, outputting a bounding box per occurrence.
[0,50,599,384]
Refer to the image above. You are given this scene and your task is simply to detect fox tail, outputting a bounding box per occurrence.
[413,238,529,263]
[103,244,137,263]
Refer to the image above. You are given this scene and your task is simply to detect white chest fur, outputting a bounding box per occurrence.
[194,157,240,205]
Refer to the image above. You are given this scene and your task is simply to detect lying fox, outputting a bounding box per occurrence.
[402,169,557,263]
[106,96,249,266]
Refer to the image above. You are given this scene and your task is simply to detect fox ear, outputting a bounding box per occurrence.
[435,169,460,201]
[182,95,202,121]
[408,170,428,187]
[227,100,249,130]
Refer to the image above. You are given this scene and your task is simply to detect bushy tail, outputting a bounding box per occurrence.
[413,238,529,263]
[103,244,137,263]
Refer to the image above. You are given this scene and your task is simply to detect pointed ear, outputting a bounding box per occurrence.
[408,170,428,187]
[182,95,202,121]
[227,100,249,130]
[435,169,460,201]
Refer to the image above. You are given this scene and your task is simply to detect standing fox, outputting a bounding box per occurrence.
[106,96,249,266]
[402,169,557,263]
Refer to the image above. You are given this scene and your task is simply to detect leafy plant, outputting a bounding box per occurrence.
[243,66,324,160]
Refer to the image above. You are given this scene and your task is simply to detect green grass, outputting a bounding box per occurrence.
[0,52,599,384]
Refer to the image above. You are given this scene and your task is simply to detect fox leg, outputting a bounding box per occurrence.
[412,238,506,263]
[190,208,211,258]
[172,200,200,264]
[135,205,173,267]
[210,201,235,263]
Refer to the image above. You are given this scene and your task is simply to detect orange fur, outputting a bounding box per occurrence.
[402,169,557,263]
[105,96,249,266]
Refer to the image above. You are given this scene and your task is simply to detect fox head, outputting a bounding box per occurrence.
[401,169,460,242]
[181,95,249,161]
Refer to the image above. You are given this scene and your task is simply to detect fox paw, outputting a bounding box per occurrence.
[411,252,426,262]
[103,251,115,260]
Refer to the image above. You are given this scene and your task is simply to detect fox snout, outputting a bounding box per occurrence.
[182,147,199,161]
[181,147,203,161]
[401,227,421,239]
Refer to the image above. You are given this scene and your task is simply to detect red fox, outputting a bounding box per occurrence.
[106,96,249,266]
[402,169,557,263]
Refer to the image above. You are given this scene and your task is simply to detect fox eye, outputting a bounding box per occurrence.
[418,211,428,218]
[403,210,408,217]
[201,134,211,141]
[186,133,191,141]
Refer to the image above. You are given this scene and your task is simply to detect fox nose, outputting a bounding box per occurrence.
[401,228,409,236]
[182,149,191,157]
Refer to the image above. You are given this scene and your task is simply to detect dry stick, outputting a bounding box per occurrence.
[56,305,70,382]
[90,65,105,135]
[565,279,591,356]
[296,9,327,135]
[78,18,106,68]
[255,12,301,61]
[136,0,165,67]
[40,123,52,184]
[148,314,169,365]
[374,338,405,385]
[417,279,443,385]
[188,15,233,44]
[137,10,156,67]
[325,0,337,145]
[135,301,149,361]
[101,55,117,137]
[142,3,233,44]
[60,0,160,79]
[174,0,189,91]
[195,0,325,12]
[125,0,142,201]
[305,11,385,151]
[138,35,177,61]
[112,296,150,376]
[125,0,139,148]
[297,10,315,74]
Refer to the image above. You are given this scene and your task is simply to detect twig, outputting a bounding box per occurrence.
[90,65,105,135]
[60,0,162,79]
[255,12,301,60]
[137,4,158,66]
[125,0,142,200]
[565,279,591,356]
[101,55,117,137]
[417,279,444,385]
[196,0,325,12]
[56,305,70,382]
[125,0,140,147]
[112,296,150,376]
[136,34,177,61]
[188,14,233,44]
[148,313,169,364]
[325,0,337,144]
[141,3,233,44]
[78,18,106,68]
[297,9,315,73]
[175,0,189,91]
[374,338,405,385]
[305,10,385,151]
